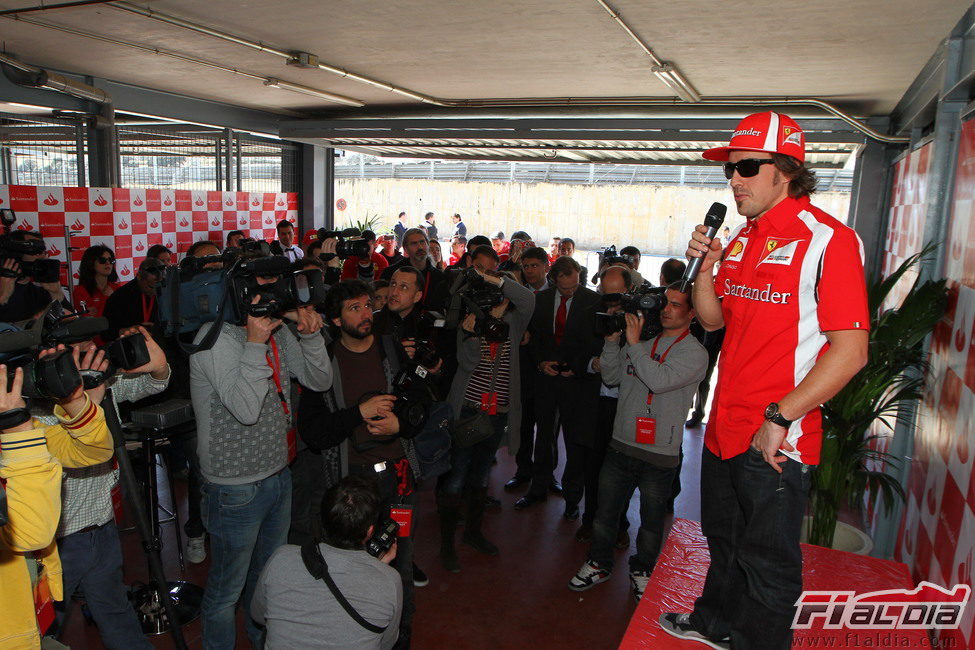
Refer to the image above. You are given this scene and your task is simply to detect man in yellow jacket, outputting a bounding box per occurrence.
[0,357,114,650]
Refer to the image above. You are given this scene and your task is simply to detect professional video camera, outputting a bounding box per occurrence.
[0,303,151,399]
[594,286,666,340]
[0,210,61,284]
[599,244,628,268]
[444,266,509,342]
[317,227,371,260]
[159,252,327,347]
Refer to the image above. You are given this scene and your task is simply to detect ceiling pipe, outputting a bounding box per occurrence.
[593,0,701,103]
[0,0,116,16]
[0,52,111,104]
[4,14,364,107]
[106,0,906,144]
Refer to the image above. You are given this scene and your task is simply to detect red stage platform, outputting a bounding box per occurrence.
[621,519,930,648]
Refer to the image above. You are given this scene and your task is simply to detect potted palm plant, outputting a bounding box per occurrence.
[805,247,947,550]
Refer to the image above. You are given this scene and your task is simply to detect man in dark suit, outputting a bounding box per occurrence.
[517,255,603,520]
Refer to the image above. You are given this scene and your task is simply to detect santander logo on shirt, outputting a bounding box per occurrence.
[724,280,792,304]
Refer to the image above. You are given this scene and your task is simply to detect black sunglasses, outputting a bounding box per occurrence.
[723,158,775,180]
[97,256,115,264]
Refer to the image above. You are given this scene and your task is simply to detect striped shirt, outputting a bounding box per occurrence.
[464,339,512,410]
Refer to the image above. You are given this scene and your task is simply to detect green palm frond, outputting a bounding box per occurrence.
[809,247,946,548]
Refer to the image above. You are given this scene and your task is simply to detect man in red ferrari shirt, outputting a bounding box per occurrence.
[660,112,869,650]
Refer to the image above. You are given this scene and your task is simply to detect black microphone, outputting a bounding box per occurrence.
[678,202,727,293]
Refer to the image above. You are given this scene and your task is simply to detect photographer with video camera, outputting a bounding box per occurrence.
[380,228,448,311]
[188,251,331,650]
[252,474,403,650]
[568,283,706,602]
[297,279,427,649]
[0,337,115,650]
[341,230,389,282]
[37,324,171,650]
[517,255,602,518]
[0,230,66,323]
[438,264,534,572]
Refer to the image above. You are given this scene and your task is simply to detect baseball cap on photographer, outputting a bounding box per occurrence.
[702,111,805,163]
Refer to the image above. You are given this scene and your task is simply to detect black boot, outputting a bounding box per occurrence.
[462,487,499,555]
[437,491,462,572]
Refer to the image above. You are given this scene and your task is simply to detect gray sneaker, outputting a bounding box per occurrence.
[629,569,651,602]
[658,613,730,649]
[186,535,207,564]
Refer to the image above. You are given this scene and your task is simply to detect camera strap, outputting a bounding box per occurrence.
[299,542,388,634]
[141,294,156,324]
[644,329,689,408]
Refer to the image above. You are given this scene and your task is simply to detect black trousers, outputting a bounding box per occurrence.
[514,381,557,480]
[579,395,619,523]
[690,447,811,650]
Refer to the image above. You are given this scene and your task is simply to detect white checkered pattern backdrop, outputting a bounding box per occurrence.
[0,185,299,285]
[892,126,975,648]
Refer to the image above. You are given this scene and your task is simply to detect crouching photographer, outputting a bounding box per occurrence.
[252,474,403,650]
[439,266,534,572]
[0,334,114,650]
[187,252,332,649]
[297,279,430,649]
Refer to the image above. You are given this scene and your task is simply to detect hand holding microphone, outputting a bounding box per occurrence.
[680,202,727,293]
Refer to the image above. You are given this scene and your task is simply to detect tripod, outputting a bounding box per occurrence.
[103,388,193,649]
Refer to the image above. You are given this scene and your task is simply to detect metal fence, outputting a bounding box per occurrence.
[118,124,299,192]
[0,112,87,186]
[0,111,299,193]
[335,156,855,191]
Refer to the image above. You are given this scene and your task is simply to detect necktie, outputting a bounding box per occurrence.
[555,294,568,345]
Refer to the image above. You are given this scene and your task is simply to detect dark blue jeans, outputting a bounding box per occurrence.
[440,406,506,495]
[589,447,676,573]
[56,522,152,650]
[690,447,812,650]
[201,468,291,650]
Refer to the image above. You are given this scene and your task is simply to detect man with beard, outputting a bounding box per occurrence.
[297,279,423,649]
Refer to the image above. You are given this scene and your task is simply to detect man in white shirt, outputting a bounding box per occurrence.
[272,220,304,262]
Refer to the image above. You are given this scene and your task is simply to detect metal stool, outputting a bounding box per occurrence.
[126,399,204,636]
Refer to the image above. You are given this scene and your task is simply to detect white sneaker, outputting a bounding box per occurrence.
[629,569,651,602]
[568,560,611,592]
[186,535,206,564]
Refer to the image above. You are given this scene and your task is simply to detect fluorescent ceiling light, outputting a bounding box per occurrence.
[652,63,701,103]
[263,78,364,107]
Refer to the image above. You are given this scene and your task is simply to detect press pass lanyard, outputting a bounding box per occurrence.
[266,337,289,415]
[644,329,690,409]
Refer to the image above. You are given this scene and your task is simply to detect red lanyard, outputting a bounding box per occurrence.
[645,329,690,407]
[488,341,500,360]
[266,337,289,415]
[422,270,431,302]
[141,293,155,323]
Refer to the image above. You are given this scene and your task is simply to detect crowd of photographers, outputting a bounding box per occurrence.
[0,212,711,650]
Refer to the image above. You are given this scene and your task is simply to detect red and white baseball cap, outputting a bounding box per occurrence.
[702,111,805,163]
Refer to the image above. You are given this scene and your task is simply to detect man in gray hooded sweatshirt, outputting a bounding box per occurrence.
[568,283,707,603]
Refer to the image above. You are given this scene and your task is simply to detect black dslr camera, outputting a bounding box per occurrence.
[445,267,509,342]
[366,518,400,558]
[317,227,371,260]
[389,362,437,434]
[594,286,666,340]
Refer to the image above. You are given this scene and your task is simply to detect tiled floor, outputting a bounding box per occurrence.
[60,425,707,649]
